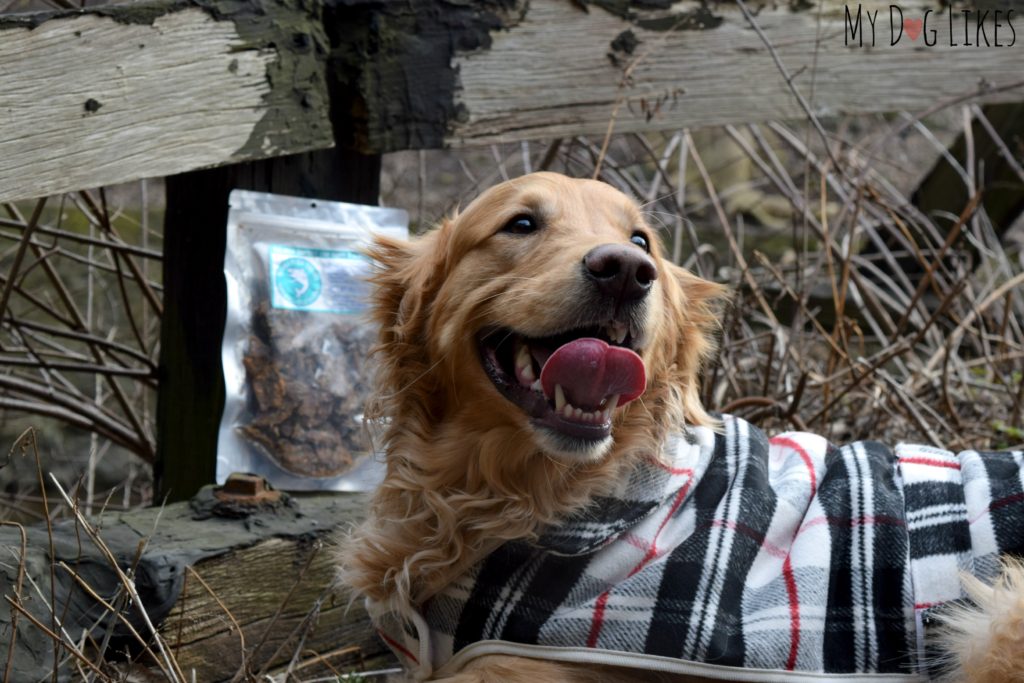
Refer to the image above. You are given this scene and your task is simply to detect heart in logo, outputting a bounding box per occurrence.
[903,17,923,41]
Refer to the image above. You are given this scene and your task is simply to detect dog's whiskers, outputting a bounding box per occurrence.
[378,352,452,401]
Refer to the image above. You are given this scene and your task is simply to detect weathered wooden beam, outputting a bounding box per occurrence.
[332,0,1024,153]
[0,487,390,681]
[858,103,1024,286]
[913,102,1024,236]
[0,0,333,204]
[3,0,1020,202]
[160,494,392,681]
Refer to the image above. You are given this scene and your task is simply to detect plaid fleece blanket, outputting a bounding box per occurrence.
[375,415,1024,681]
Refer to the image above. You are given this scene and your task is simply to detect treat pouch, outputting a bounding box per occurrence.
[219,190,408,491]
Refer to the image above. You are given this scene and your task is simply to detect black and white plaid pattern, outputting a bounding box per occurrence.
[374,415,1024,680]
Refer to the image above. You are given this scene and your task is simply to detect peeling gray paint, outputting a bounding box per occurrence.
[0,0,332,167]
[579,0,723,30]
[328,0,527,153]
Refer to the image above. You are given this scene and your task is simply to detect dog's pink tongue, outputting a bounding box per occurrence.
[540,338,646,409]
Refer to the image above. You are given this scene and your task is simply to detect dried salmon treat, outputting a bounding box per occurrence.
[238,305,377,477]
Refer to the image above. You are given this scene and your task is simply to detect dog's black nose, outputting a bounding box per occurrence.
[583,244,657,301]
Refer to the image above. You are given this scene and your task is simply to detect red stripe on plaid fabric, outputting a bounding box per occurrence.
[587,478,694,648]
[770,435,815,669]
[377,628,419,664]
[709,519,787,559]
[990,491,1024,512]
[586,591,612,648]
[969,492,1024,524]
[783,554,801,670]
[770,436,818,497]
[709,512,904,569]
[645,457,695,476]
[898,456,960,470]
[633,480,695,572]
[914,601,944,610]
[797,514,907,534]
[622,533,652,552]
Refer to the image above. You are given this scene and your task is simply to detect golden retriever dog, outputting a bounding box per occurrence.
[341,172,1024,683]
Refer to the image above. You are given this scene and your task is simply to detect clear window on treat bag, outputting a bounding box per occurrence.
[219,190,408,491]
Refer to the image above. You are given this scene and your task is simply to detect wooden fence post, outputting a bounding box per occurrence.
[859,103,1024,286]
[156,151,382,502]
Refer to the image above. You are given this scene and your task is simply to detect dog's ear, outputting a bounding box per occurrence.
[672,266,730,326]
[365,222,454,425]
[367,228,445,334]
[662,263,730,427]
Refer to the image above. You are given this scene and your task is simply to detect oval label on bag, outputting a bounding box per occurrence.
[275,257,322,308]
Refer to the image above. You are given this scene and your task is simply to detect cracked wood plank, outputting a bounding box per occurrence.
[334,0,1024,152]
[165,535,389,681]
[3,0,1019,191]
[0,0,333,204]
[0,488,390,681]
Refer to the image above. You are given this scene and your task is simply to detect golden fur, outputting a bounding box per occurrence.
[932,559,1024,683]
[341,172,724,613]
[340,172,1024,682]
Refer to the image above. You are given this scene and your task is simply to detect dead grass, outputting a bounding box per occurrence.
[0,427,403,682]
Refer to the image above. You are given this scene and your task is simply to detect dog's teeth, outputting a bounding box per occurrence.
[605,321,628,345]
[531,379,542,393]
[563,404,575,419]
[516,341,529,368]
[516,343,535,384]
[573,407,583,420]
[605,394,620,415]
[555,384,566,411]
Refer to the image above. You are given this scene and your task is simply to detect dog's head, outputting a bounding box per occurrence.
[369,172,726,465]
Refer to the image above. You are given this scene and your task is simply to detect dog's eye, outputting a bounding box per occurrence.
[630,232,650,252]
[501,215,539,235]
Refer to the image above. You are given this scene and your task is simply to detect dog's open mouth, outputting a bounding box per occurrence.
[478,323,647,442]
